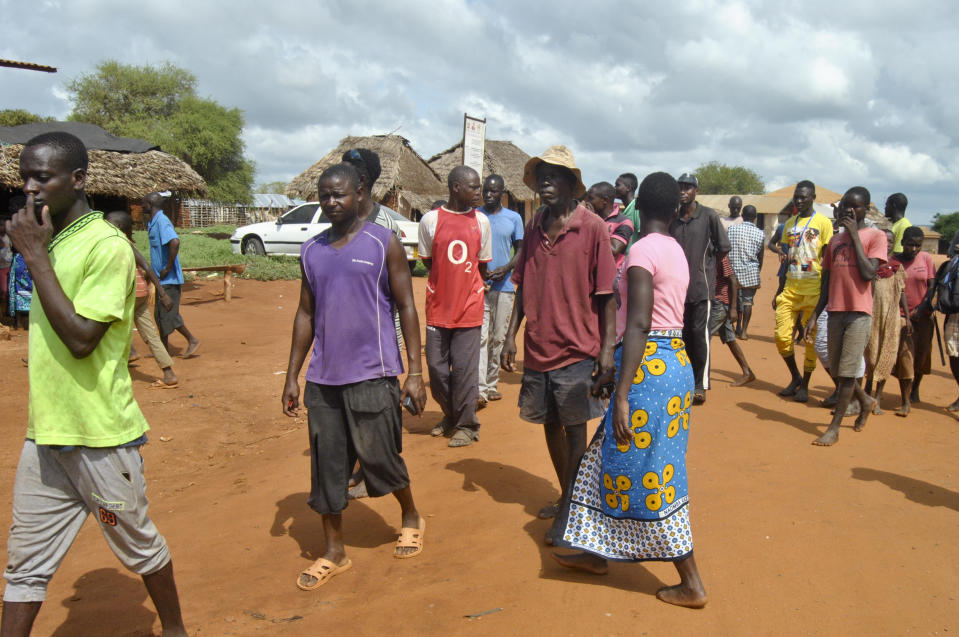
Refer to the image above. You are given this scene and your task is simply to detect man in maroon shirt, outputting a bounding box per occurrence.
[501,146,617,543]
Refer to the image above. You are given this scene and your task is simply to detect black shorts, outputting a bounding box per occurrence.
[154,284,184,337]
[518,357,604,427]
[304,378,410,515]
[709,300,736,344]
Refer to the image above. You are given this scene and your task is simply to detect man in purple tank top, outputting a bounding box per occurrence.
[282,163,427,591]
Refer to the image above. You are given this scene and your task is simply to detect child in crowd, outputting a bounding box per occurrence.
[889,226,936,416]
[709,254,755,386]
[864,229,909,414]
[806,187,886,446]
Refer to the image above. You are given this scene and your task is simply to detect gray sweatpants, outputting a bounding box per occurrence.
[426,325,481,433]
[4,440,170,602]
[478,290,514,399]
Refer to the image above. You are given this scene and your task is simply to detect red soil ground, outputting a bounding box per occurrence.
[0,260,956,636]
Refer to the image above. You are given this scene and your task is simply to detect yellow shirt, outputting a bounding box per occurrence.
[27,212,148,446]
[891,217,912,253]
[782,212,834,297]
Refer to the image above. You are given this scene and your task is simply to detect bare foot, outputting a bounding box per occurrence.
[347,480,369,499]
[812,428,840,446]
[779,378,801,397]
[656,583,708,608]
[820,392,839,408]
[948,398,959,412]
[740,332,749,341]
[538,501,559,519]
[854,396,876,431]
[182,340,200,358]
[551,551,608,575]
[909,389,920,403]
[895,402,910,418]
[793,386,809,403]
[732,370,756,387]
[872,402,884,415]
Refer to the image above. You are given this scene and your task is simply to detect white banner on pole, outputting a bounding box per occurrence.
[462,114,486,177]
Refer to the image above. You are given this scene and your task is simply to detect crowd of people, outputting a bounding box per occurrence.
[2,130,958,633]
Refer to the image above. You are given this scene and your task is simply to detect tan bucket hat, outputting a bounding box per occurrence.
[523,145,586,199]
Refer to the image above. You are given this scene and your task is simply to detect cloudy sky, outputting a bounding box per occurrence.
[3,0,957,223]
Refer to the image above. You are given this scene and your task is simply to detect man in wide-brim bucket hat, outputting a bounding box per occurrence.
[522,145,587,200]
[503,144,617,544]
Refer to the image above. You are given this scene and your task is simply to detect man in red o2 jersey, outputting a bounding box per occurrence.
[418,166,492,447]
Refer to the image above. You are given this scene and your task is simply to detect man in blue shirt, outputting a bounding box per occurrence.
[477,174,524,405]
[145,192,200,357]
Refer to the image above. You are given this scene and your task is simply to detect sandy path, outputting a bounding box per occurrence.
[0,259,956,636]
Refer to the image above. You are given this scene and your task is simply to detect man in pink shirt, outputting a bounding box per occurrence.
[584,181,633,270]
[502,146,617,542]
[806,187,886,446]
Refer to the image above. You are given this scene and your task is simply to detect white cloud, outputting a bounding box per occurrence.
[2,0,958,221]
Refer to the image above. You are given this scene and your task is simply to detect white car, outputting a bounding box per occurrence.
[230,202,420,266]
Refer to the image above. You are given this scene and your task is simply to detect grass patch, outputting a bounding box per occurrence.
[132,229,301,281]
[186,224,239,237]
[131,225,427,281]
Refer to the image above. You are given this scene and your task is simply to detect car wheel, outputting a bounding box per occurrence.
[243,237,265,256]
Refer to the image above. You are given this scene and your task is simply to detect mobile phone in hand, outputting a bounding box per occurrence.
[402,395,420,416]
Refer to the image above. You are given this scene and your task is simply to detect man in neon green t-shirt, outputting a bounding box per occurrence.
[2,132,187,636]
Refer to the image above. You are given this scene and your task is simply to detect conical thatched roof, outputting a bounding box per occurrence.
[427,139,536,201]
[0,144,206,199]
[286,135,444,211]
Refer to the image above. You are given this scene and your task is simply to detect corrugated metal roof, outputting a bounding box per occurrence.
[252,193,295,208]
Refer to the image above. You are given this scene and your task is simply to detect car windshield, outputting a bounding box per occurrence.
[383,207,411,222]
[281,204,318,224]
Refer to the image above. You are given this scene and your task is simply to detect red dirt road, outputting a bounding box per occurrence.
[0,261,956,636]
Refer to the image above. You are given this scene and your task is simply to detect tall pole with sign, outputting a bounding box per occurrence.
[462,114,486,178]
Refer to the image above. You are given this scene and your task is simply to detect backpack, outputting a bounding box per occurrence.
[934,256,959,314]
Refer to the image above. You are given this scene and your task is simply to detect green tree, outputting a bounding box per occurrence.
[0,109,53,127]
[67,61,254,203]
[256,181,288,194]
[694,161,765,195]
[932,211,959,244]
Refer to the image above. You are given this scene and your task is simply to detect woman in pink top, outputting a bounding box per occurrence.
[552,172,707,608]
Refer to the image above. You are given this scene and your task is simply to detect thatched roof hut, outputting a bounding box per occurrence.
[0,122,206,225]
[285,135,444,219]
[428,139,537,218]
[0,145,206,200]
